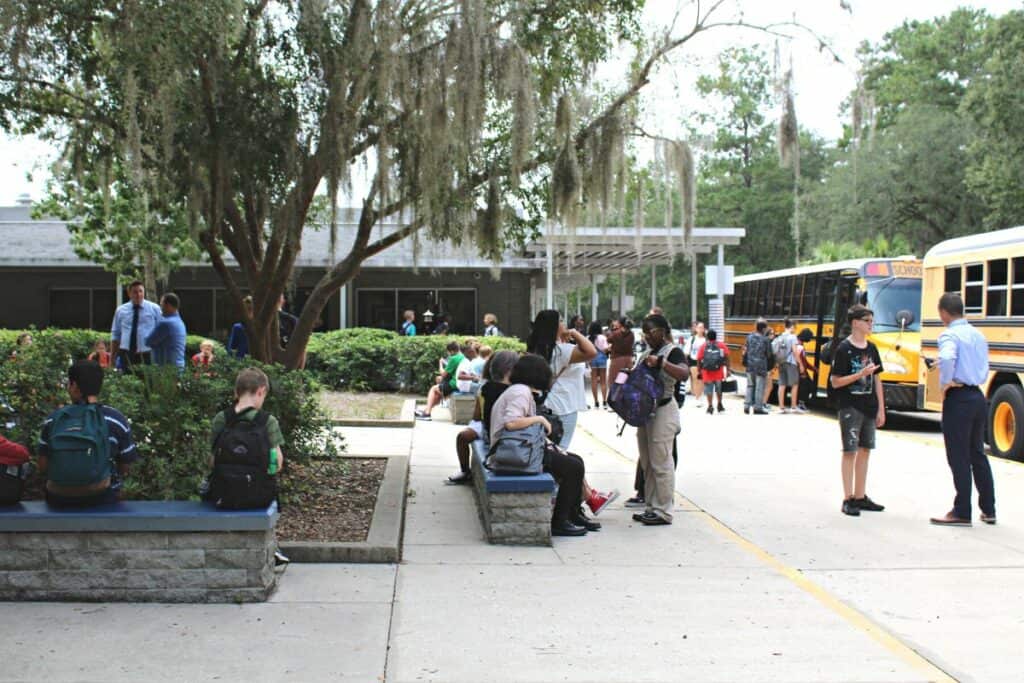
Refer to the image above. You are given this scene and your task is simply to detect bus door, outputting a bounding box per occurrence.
[811,273,857,397]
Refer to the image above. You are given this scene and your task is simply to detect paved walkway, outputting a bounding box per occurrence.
[4,397,1024,681]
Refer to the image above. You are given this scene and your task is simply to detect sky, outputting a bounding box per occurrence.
[1,0,1019,206]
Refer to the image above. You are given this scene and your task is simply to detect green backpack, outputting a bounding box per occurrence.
[47,404,112,488]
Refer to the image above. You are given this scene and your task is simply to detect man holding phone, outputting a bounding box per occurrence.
[830,304,886,517]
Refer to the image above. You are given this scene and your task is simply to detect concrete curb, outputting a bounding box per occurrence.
[330,398,416,428]
[279,454,409,563]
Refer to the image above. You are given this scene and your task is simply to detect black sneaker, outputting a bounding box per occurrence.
[623,496,646,508]
[841,499,861,516]
[854,496,884,512]
[743,406,750,415]
[717,404,725,413]
[274,550,291,567]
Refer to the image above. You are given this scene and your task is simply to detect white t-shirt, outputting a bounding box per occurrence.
[544,342,587,416]
[456,358,475,393]
[689,336,707,360]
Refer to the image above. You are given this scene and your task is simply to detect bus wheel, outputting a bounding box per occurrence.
[989,384,1024,461]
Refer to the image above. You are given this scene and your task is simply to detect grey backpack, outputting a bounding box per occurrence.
[485,422,546,475]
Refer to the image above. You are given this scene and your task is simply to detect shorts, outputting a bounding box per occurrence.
[687,357,698,368]
[702,381,722,397]
[591,351,608,369]
[838,407,876,452]
[467,420,483,439]
[441,382,456,397]
[778,363,799,387]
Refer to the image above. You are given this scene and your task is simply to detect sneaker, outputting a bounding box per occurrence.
[632,511,658,523]
[717,404,725,413]
[624,496,646,508]
[980,512,997,525]
[854,495,885,512]
[743,406,750,415]
[706,406,714,415]
[414,410,431,421]
[752,408,770,415]
[446,471,472,485]
[794,405,809,413]
[587,489,619,516]
[781,408,792,414]
[841,499,861,516]
[274,550,291,567]
[640,513,671,526]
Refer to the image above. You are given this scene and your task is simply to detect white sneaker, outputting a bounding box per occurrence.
[795,405,808,413]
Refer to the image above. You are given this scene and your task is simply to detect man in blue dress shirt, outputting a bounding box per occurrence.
[930,292,996,526]
[110,281,163,371]
[145,292,187,369]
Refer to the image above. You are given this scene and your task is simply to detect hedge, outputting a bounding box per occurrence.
[0,330,341,502]
[306,329,526,393]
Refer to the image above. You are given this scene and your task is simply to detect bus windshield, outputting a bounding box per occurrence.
[865,277,922,331]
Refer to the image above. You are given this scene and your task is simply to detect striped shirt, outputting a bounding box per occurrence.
[938,318,989,388]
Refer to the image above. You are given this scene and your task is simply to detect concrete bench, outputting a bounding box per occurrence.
[470,440,555,546]
[0,500,280,603]
[451,393,477,425]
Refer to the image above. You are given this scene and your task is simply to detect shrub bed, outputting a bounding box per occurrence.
[0,329,341,502]
[307,329,526,394]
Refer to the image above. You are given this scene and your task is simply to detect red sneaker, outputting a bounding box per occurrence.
[587,489,620,516]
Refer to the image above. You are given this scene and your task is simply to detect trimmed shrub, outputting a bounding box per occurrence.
[0,331,342,501]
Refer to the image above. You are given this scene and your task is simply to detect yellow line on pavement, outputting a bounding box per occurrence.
[578,422,957,683]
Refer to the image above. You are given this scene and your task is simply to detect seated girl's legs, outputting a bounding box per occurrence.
[424,384,442,414]
[545,450,585,524]
[455,427,477,473]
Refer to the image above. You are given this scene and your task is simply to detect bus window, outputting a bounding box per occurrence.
[792,276,805,316]
[987,259,1009,317]
[757,281,769,316]
[729,283,742,316]
[1013,258,1024,316]
[964,263,984,314]
[781,276,796,315]
[944,266,961,294]
[740,281,752,316]
[802,274,818,316]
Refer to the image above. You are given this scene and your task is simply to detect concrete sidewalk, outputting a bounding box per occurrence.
[3,398,1023,681]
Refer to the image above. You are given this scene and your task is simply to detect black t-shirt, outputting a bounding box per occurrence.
[480,381,510,437]
[831,338,883,414]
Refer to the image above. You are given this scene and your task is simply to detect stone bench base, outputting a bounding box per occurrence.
[470,441,554,546]
[0,501,279,603]
[451,393,477,425]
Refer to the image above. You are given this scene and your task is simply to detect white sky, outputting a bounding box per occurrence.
[1,0,1019,205]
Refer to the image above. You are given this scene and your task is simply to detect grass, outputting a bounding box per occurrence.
[319,391,409,421]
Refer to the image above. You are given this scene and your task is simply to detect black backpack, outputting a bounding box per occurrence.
[700,344,724,371]
[208,409,277,509]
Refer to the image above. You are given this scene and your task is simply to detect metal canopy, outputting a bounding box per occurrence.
[524,226,746,273]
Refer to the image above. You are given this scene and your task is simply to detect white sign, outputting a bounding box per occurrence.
[705,265,735,296]
[611,295,636,311]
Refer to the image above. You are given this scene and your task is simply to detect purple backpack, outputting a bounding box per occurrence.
[608,361,664,428]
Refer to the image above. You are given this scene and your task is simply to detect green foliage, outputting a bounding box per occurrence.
[0,330,341,501]
[962,10,1024,230]
[0,328,223,362]
[306,329,525,394]
[804,235,913,265]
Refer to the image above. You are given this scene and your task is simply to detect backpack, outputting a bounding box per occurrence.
[701,343,724,371]
[208,409,277,509]
[608,359,664,428]
[46,404,112,488]
[485,422,546,475]
[772,333,792,365]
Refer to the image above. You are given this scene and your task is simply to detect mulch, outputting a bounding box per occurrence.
[276,457,387,543]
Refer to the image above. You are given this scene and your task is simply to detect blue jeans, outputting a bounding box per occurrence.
[558,411,578,449]
[744,373,766,410]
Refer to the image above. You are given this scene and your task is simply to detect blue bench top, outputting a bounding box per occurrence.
[471,440,555,494]
[0,500,279,533]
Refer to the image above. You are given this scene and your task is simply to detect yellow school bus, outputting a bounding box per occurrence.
[920,226,1024,460]
[725,258,923,410]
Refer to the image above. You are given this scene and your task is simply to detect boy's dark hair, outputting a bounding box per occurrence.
[797,328,814,343]
[783,317,793,328]
[161,292,180,309]
[509,353,553,392]
[235,368,269,397]
[446,340,461,353]
[756,321,768,333]
[707,329,717,341]
[938,292,964,317]
[847,304,874,323]
[69,360,104,397]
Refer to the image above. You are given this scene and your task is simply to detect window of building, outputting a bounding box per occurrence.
[357,290,398,331]
[91,290,116,332]
[1012,257,1024,317]
[50,289,91,329]
[986,259,1009,317]
[964,263,984,315]
[176,289,215,337]
[944,265,961,295]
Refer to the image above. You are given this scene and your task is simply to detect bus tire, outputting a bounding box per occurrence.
[988,384,1024,461]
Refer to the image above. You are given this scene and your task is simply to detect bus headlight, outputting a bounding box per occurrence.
[883,362,907,375]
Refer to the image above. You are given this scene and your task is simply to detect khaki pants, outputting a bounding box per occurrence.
[637,402,680,522]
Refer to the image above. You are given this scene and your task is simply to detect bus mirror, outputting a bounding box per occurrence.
[896,309,915,328]
[855,289,867,305]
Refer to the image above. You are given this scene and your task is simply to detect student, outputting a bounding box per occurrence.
[416,341,464,420]
[632,314,687,526]
[490,354,591,536]
[830,305,886,517]
[793,328,815,412]
[401,310,417,336]
[587,321,609,409]
[605,317,635,406]
[448,350,519,485]
[455,343,478,393]
[482,313,501,337]
[87,339,112,369]
[471,345,492,380]
[743,321,771,415]
[697,329,729,414]
[37,360,138,507]
[686,321,707,406]
[227,296,253,359]
[775,318,800,413]
[192,339,216,367]
[0,413,31,505]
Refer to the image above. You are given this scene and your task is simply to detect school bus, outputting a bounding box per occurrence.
[919,226,1024,460]
[725,258,923,410]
